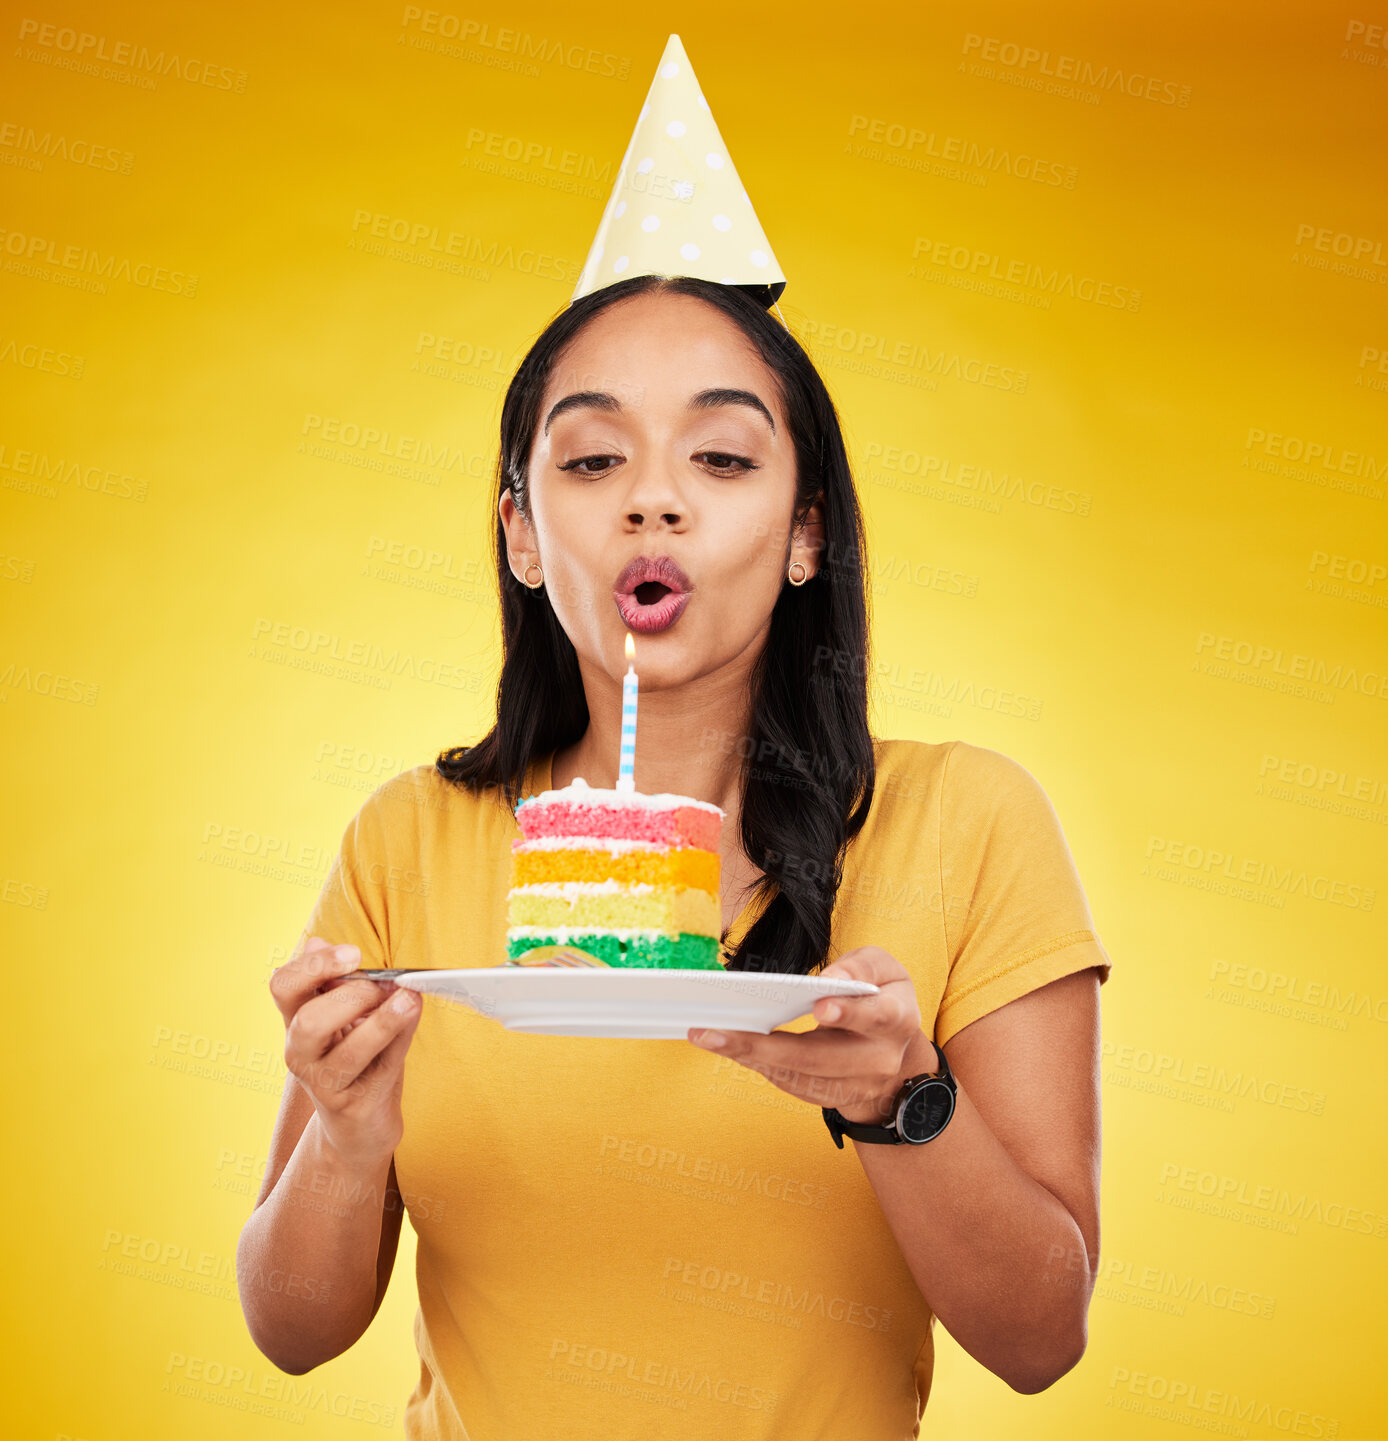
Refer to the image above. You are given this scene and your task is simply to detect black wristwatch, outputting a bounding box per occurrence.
[822,1039,956,1148]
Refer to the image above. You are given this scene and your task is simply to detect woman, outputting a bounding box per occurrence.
[237,274,1113,1439]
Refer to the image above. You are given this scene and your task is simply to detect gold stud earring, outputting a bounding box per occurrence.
[787,560,808,586]
[523,562,544,588]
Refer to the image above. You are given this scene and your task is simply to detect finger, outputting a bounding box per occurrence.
[693,1028,890,1114]
[286,977,400,1061]
[320,972,396,997]
[307,988,423,1097]
[325,980,398,1046]
[362,1003,422,1080]
[704,1025,912,1115]
[269,940,363,1022]
[818,946,902,985]
[694,1024,883,1082]
[811,989,899,1032]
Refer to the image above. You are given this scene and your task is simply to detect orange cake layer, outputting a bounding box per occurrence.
[510,845,718,891]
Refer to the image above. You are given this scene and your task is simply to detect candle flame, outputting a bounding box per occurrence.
[624,631,634,662]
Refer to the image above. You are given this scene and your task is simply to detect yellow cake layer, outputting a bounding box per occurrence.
[508,885,719,936]
[511,846,718,890]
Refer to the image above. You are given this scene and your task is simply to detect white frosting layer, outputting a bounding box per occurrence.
[507,924,692,940]
[510,880,659,900]
[517,776,725,819]
[514,835,702,854]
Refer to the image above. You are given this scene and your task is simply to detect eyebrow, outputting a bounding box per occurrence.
[542,387,776,435]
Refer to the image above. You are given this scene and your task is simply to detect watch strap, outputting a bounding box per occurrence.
[822,1039,955,1148]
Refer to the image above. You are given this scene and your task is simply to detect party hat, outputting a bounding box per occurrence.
[570,33,786,310]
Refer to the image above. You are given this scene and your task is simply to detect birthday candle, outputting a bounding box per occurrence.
[616,631,637,791]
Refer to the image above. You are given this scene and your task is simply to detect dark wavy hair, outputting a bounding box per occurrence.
[436,274,875,976]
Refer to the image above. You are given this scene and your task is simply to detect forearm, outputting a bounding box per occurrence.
[237,1110,391,1374]
[849,1032,1092,1393]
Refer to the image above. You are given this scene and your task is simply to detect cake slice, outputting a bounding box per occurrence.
[507,776,726,969]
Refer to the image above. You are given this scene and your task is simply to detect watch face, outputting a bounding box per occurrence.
[900,1079,955,1142]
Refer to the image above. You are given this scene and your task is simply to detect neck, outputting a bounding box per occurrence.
[552,657,754,817]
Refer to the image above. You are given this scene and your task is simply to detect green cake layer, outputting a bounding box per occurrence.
[505,931,724,970]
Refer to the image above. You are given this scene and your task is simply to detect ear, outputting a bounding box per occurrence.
[499,487,539,583]
[791,492,826,579]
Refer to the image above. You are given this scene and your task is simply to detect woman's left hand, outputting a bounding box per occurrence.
[687,946,935,1124]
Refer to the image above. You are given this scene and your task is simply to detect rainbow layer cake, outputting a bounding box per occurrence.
[507,777,726,970]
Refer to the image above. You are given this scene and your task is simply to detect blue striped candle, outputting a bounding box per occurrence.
[616,631,637,792]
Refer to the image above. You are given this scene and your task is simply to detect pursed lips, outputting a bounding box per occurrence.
[613,554,694,598]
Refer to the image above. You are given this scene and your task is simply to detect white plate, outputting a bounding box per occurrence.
[393,967,880,1039]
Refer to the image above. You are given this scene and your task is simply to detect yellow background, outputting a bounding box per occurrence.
[4,1,1385,1436]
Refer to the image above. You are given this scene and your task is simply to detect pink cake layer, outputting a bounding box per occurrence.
[516,800,720,851]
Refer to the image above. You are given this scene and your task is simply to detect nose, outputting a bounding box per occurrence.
[622,461,686,529]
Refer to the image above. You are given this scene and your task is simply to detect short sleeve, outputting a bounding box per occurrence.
[294,788,394,969]
[934,741,1111,1048]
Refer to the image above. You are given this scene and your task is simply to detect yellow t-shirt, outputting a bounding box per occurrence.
[298,736,1112,1440]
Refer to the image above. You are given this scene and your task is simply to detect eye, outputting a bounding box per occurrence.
[697,452,759,475]
[557,452,758,478]
[557,454,622,477]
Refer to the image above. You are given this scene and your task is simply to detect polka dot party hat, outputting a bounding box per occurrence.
[570,33,786,311]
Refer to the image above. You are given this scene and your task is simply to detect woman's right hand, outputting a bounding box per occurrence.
[269,937,423,1168]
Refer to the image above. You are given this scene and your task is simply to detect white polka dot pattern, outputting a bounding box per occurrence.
[571,33,785,306]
